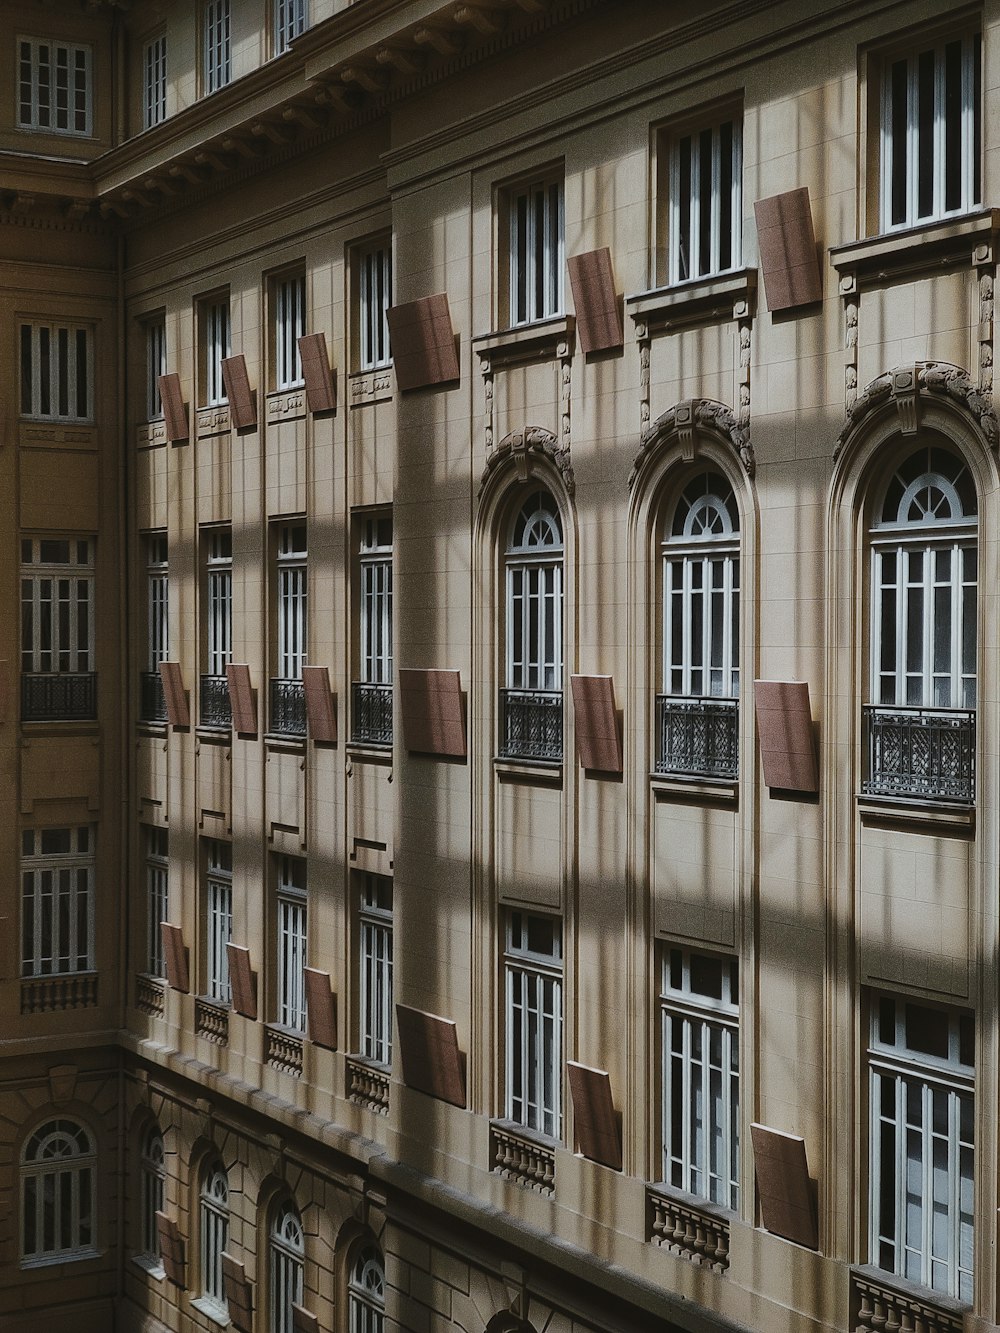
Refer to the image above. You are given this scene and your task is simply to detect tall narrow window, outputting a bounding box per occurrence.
[357,240,392,371]
[869,995,974,1301]
[274,273,306,391]
[202,528,232,727]
[142,532,169,723]
[21,826,93,978]
[203,0,231,94]
[20,321,92,422]
[143,34,167,129]
[354,514,393,745]
[139,1124,165,1266]
[866,443,977,803]
[18,38,92,135]
[665,113,742,285]
[348,1244,385,1333]
[145,826,168,977]
[501,491,563,761]
[21,1120,96,1262]
[658,472,740,779]
[277,857,307,1032]
[880,33,981,232]
[21,537,96,721]
[660,946,739,1210]
[199,1162,229,1313]
[270,1201,304,1333]
[205,841,233,1005]
[505,912,562,1139]
[201,298,230,408]
[508,176,564,326]
[146,317,166,421]
[359,874,393,1068]
[272,523,307,736]
[273,0,307,55]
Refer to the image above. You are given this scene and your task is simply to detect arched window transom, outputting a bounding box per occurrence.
[200,1161,229,1312]
[349,1243,385,1333]
[22,1118,96,1262]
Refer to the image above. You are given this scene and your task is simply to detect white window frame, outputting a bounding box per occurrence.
[143,33,167,129]
[879,33,981,233]
[660,946,740,1210]
[508,175,564,327]
[359,874,393,1068]
[145,825,168,978]
[348,1244,385,1333]
[21,1119,96,1265]
[147,533,169,672]
[145,317,166,421]
[139,1124,165,1265]
[505,493,563,693]
[270,1201,304,1333]
[273,0,307,55]
[869,995,974,1302]
[203,0,231,95]
[21,538,94,676]
[360,516,392,686]
[199,1163,229,1312]
[21,826,94,978]
[202,298,230,408]
[666,113,742,285]
[18,37,92,136]
[277,524,307,681]
[277,856,307,1032]
[358,241,392,371]
[662,474,740,699]
[20,321,93,422]
[274,273,306,390]
[504,911,563,1139]
[205,529,232,678]
[205,841,233,1004]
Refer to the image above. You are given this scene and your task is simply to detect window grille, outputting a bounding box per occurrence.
[504,911,562,1138]
[200,1163,229,1310]
[359,242,392,370]
[146,318,166,421]
[275,274,306,390]
[202,299,230,407]
[348,1244,385,1333]
[509,177,564,326]
[203,0,231,94]
[18,38,92,135]
[277,857,307,1031]
[660,947,740,1211]
[146,826,168,977]
[21,826,93,978]
[20,322,92,421]
[140,1125,165,1263]
[270,1201,304,1333]
[359,875,393,1067]
[21,1120,96,1262]
[667,114,742,284]
[274,0,307,55]
[206,841,232,1004]
[143,34,167,129]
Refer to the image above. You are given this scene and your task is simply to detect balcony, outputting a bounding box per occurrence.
[200,673,232,728]
[265,1024,303,1076]
[851,1268,966,1333]
[195,997,229,1044]
[656,695,738,781]
[21,972,98,1014]
[499,688,563,762]
[863,705,975,804]
[647,1184,731,1272]
[140,671,167,723]
[352,681,392,746]
[490,1121,556,1195]
[270,678,306,736]
[21,672,96,722]
[346,1056,390,1113]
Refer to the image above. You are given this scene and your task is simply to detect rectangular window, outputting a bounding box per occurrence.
[205,840,233,1003]
[869,994,974,1301]
[662,112,742,286]
[359,874,393,1067]
[508,175,564,327]
[20,321,93,422]
[145,826,168,977]
[21,826,93,977]
[274,0,307,55]
[360,515,392,686]
[18,37,92,135]
[146,534,169,672]
[200,297,230,408]
[21,538,94,675]
[277,856,307,1031]
[143,33,167,129]
[357,240,392,371]
[205,529,232,678]
[880,33,981,232]
[146,317,166,421]
[203,0,231,94]
[504,911,562,1138]
[277,524,307,680]
[660,946,739,1210]
[274,273,306,390]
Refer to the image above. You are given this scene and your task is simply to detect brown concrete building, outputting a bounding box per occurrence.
[1,1,999,1330]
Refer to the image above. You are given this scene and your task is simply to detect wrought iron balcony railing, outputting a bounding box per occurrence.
[863,705,975,804]
[656,695,738,780]
[21,672,97,722]
[352,681,393,745]
[499,688,563,762]
[140,670,167,723]
[270,677,306,736]
[200,673,232,728]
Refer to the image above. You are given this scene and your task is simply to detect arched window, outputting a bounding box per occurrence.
[270,1199,304,1333]
[501,489,564,762]
[22,1118,96,1262]
[348,1243,385,1333]
[658,471,740,779]
[140,1123,165,1264]
[866,443,977,802]
[199,1161,229,1313]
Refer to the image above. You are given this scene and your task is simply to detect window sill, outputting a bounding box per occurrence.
[650,772,738,805]
[21,1247,100,1270]
[349,366,393,407]
[626,268,757,330]
[264,731,306,752]
[472,314,575,368]
[196,724,232,741]
[831,208,1000,289]
[132,1254,165,1280]
[136,420,168,448]
[196,404,231,438]
[190,1295,231,1326]
[265,386,306,423]
[494,756,563,787]
[850,1265,969,1327]
[856,793,974,832]
[346,740,392,762]
[20,718,99,734]
[137,720,169,737]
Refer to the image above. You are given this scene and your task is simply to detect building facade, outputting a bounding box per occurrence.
[1,1,999,1331]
